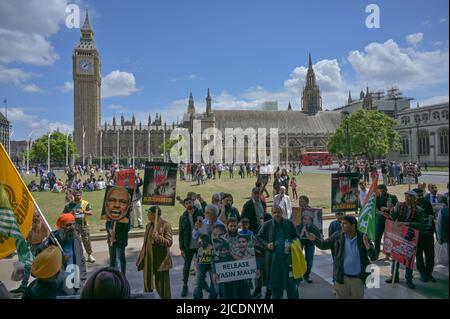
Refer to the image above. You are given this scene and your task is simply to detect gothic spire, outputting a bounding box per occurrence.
[348,91,353,104]
[308,52,312,69]
[206,88,212,115]
[188,92,195,115]
[288,101,292,111]
[81,8,92,31]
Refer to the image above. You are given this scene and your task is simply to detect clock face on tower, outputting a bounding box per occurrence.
[78,59,92,73]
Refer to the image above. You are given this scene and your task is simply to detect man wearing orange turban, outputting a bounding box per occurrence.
[44,213,87,290]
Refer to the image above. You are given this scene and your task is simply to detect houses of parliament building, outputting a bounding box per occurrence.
[73,11,341,165]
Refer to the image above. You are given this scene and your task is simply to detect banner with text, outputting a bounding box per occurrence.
[383,219,419,269]
[115,169,136,189]
[142,162,178,206]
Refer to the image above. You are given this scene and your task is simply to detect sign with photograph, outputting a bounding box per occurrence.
[142,162,178,206]
[331,173,359,212]
[383,219,419,269]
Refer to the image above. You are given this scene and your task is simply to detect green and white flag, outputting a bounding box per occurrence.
[358,191,376,240]
[0,185,34,268]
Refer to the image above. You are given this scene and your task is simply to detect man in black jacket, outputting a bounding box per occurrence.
[307,215,377,299]
[414,188,437,282]
[241,187,267,235]
[178,197,204,297]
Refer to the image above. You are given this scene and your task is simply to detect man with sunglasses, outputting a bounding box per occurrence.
[179,197,204,297]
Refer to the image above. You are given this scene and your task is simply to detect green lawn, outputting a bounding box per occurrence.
[21,171,447,234]
[425,167,449,172]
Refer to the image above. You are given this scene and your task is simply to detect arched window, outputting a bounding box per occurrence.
[400,135,409,155]
[414,114,421,123]
[401,116,411,125]
[438,128,449,155]
[433,111,440,120]
[418,130,430,156]
[442,110,449,120]
[421,113,429,121]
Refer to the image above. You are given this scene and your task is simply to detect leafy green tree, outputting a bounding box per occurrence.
[327,109,400,160]
[159,135,184,156]
[30,131,77,163]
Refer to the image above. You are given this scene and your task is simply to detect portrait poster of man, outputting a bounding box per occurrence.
[115,169,136,189]
[101,185,133,223]
[331,173,359,212]
[383,219,419,269]
[212,234,257,283]
[142,162,178,206]
[298,207,323,238]
[197,234,215,265]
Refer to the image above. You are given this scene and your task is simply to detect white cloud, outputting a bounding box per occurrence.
[22,83,43,93]
[8,107,73,136]
[439,18,447,23]
[102,70,138,98]
[0,30,59,66]
[405,33,423,47]
[417,95,449,106]
[0,0,69,66]
[347,39,449,90]
[59,81,73,93]
[0,65,32,85]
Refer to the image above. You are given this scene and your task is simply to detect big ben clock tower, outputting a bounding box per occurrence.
[73,9,101,161]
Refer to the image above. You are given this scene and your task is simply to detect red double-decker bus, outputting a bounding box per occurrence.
[300,151,333,166]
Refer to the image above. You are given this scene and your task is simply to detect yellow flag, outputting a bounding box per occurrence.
[0,143,35,259]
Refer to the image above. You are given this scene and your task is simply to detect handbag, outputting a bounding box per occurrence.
[435,242,449,266]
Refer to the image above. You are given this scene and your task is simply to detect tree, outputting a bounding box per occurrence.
[159,135,183,158]
[30,131,77,164]
[327,109,400,160]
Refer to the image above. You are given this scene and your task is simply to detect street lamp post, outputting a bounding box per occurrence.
[27,132,33,174]
[47,131,51,172]
[65,132,69,168]
[148,129,151,162]
[100,130,103,171]
[416,119,421,164]
[342,111,351,161]
[116,130,120,167]
[163,128,166,162]
[82,126,86,167]
[132,126,135,168]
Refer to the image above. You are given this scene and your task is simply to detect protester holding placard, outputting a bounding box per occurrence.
[257,205,300,299]
[192,204,223,299]
[136,206,173,299]
[217,217,252,299]
[374,184,398,258]
[130,172,144,229]
[385,190,424,289]
[296,213,322,284]
[413,188,437,283]
[307,215,376,299]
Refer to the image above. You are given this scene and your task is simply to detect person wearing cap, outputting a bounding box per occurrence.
[374,184,398,258]
[137,206,173,299]
[45,213,88,288]
[62,189,96,263]
[80,267,130,299]
[413,188,437,283]
[385,190,424,289]
[22,246,75,299]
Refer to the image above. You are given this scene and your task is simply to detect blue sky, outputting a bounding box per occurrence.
[0,0,448,140]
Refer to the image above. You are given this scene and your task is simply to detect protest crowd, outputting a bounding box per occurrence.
[1,157,448,300]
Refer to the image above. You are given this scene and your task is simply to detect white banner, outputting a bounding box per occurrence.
[215,258,257,283]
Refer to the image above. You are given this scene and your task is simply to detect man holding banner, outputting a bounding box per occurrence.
[385,190,423,289]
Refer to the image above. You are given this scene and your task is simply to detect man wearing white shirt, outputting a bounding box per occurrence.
[359,182,368,207]
[273,186,292,219]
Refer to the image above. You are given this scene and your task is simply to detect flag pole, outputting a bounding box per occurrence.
[0,143,63,252]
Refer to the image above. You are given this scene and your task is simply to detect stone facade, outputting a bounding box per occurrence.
[389,102,449,166]
[0,111,10,152]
